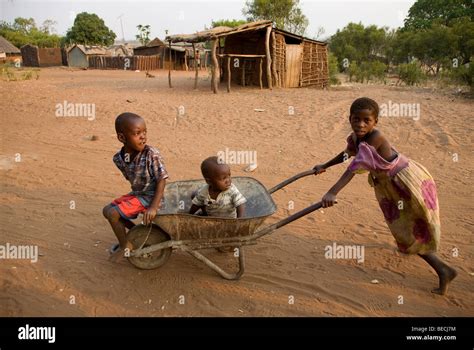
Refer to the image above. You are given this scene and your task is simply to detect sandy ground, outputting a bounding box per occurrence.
[0,68,473,316]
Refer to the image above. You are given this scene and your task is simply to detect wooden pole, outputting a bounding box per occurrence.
[218,39,224,82]
[168,42,172,88]
[241,59,245,87]
[193,43,198,90]
[211,39,218,94]
[271,31,278,87]
[265,26,273,90]
[259,57,263,89]
[227,56,231,93]
[184,49,188,71]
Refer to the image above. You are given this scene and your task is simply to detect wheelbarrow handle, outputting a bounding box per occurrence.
[268,169,315,194]
[251,201,323,240]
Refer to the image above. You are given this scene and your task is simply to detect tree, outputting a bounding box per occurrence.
[329,23,390,69]
[451,17,474,64]
[388,29,414,65]
[313,26,325,40]
[243,0,308,35]
[40,19,57,34]
[0,17,62,48]
[65,12,116,46]
[403,0,473,30]
[410,21,458,74]
[136,24,151,46]
[211,19,247,28]
[13,17,36,33]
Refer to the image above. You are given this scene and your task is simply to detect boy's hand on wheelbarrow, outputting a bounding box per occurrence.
[313,164,326,175]
[143,206,159,225]
[322,192,338,208]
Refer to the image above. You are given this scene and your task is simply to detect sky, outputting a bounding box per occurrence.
[0,0,416,41]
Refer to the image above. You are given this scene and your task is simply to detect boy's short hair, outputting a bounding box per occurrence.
[115,112,143,133]
[350,97,379,119]
[201,156,226,179]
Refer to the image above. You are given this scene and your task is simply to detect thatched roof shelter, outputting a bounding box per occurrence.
[165,20,328,93]
[0,36,21,55]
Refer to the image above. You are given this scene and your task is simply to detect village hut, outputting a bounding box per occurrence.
[0,36,21,64]
[166,20,328,93]
[21,44,63,67]
[67,44,108,68]
[133,37,164,56]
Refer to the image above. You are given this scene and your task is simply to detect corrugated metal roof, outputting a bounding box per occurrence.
[67,44,108,55]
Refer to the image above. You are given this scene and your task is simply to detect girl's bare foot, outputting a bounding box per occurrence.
[432,266,458,295]
[419,253,457,295]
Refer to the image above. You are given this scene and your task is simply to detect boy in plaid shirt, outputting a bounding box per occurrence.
[103,112,168,258]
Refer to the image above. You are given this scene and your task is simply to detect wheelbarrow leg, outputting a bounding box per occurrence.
[187,247,245,280]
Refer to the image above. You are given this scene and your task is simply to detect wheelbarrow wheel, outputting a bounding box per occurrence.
[127,225,172,270]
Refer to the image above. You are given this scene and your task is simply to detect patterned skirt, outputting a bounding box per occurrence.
[368,160,440,254]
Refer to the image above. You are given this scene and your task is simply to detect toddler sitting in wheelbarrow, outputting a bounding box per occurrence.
[190,156,246,218]
[103,112,169,260]
[190,156,246,252]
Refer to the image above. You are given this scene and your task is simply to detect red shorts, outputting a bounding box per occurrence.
[111,194,150,220]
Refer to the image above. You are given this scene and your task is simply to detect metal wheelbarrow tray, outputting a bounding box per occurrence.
[127,170,321,280]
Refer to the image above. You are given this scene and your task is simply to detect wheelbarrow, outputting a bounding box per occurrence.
[127,169,322,280]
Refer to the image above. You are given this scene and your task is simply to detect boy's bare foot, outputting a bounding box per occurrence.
[108,242,133,262]
[432,266,458,295]
[108,246,124,262]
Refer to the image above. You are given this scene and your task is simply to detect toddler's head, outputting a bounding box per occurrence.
[201,156,231,192]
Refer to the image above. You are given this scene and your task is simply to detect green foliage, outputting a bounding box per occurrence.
[347,61,359,82]
[403,0,473,30]
[136,24,151,46]
[0,17,62,48]
[410,21,458,74]
[328,52,340,85]
[443,63,474,89]
[211,19,247,28]
[243,0,308,35]
[347,61,387,83]
[1,64,40,81]
[397,62,427,86]
[330,12,473,85]
[65,12,116,46]
[368,61,387,83]
[451,17,474,64]
[1,64,16,81]
[329,23,390,68]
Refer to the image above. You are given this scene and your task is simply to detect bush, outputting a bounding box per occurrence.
[397,62,426,86]
[348,61,387,83]
[328,52,340,85]
[348,61,360,82]
[370,61,387,83]
[1,64,40,81]
[443,63,473,89]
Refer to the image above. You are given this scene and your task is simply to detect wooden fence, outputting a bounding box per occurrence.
[88,55,160,70]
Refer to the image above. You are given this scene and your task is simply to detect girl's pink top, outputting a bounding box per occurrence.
[346,135,409,177]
